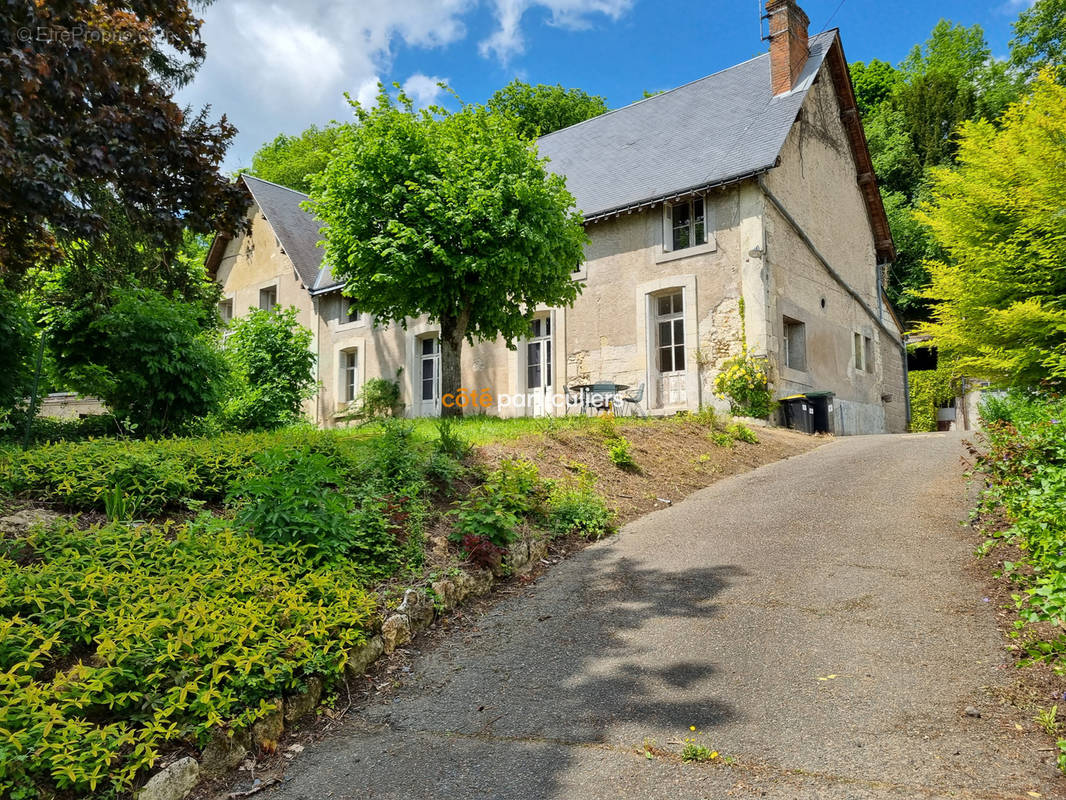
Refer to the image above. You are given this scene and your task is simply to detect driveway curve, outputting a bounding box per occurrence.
[263,432,1063,799]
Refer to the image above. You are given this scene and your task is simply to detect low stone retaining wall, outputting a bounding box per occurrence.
[136,530,548,800]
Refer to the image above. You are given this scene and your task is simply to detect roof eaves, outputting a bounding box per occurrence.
[581,168,772,224]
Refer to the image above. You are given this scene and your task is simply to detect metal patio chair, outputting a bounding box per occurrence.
[620,382,646,417]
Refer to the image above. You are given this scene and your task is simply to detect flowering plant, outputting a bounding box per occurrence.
[714,355,774,418]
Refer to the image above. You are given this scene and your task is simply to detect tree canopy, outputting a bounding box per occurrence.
[0,0,246,284]
[486,80,609,139]
[1010,0,1066,82]
[309,87,588,417]
[917,75,1066,388]
[849,19,1024,320]
[247,124,352,194]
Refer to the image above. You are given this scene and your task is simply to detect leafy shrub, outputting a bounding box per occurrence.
[974,393,1066,675]
[0,517,376,798]
[0,288,36,420]
[450,459,545,549]
[459,533,505,570]
[546,478,613,540]
[0,428,352,514]
[727,422,758,444]
[686,405,720,428]
[340,371,404,423]
[52,288,228,436]
[606,436,637,470]
[714,355,774,418]
[708,430,734,448]
[229,447,357,561]
[435,416,472,459]
[10,413,120,446]
[223,306,316,431]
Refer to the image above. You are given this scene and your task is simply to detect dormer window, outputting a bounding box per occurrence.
[665,198,707,252]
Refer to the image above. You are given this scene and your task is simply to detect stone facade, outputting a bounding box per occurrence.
[211,24,907,434]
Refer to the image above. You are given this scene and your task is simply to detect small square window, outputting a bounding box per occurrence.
[668,198,708,252]
[783,317,806,372]
[259,286,277,311]
[341,302,360,324]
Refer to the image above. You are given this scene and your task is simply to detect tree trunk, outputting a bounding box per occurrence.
[439,309,469,418]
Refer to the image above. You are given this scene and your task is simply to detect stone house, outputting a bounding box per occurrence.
[206,0,907,434]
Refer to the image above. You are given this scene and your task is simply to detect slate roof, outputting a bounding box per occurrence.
[537,30,836,220]
[240,175,326,289]
[222,29,848,295]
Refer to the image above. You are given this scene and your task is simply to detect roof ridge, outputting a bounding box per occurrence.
[537,29,839,145]
[536,51,772,144]
[240,173,311,199]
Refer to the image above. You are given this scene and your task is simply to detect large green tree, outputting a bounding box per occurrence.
[850,19,1023,320]
[0,0,246,283]
[917,75,1066,387]
[247,123,352,193]
[1010,0,1066,82]
[486,80,608,139]
[310,87,588,417]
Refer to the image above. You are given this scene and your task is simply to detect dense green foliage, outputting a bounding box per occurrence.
[907,362,960,432]
[849,20,1023,319]
[975,392,1066,767]
[7,415,120,447]
[0,288,37,429]
[1010,0,1066,82]
[247,124,351,193]
[545,476,614,540]
[49,288,227,436]
[486,80,609,138]
[916,76,1066,388]
[452,459,544,550]
[309,86,587,417]
[0,517,376,798]
[223,306,317,431]
[0,428,348,515]
[0,0,246,282]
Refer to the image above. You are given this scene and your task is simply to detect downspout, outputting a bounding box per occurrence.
[758,176,909,428]
[312,295,321,427]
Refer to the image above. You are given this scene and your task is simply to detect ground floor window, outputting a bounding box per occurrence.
[527,316,552,390]
[656,291,685,373]
[420,337,440,404]
[341,349,358,403]
[783,317,806,371]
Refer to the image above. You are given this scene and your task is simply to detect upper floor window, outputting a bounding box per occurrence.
[667,197,707,251]
[218,299,233,324]
[341,302,360,324]
[259,285,277,311]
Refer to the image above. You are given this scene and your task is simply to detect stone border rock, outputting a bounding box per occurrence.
[135,531,546,799]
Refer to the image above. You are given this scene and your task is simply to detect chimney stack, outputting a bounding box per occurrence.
[766,0,810,95]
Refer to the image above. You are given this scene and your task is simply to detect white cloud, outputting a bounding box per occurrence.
[177,0,633,170]
[480,0,634,62]
[401,73,449,107]
[354,76,383,110]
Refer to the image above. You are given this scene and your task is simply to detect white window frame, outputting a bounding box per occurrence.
[340,349,359,404]
[259,284,278,311]
[654,291,686,375]
[659,198,716,262]
[218,298,234,324]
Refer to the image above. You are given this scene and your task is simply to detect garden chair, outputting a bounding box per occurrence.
[620,382,646,417]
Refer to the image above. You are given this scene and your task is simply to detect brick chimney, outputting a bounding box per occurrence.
[766,0,810,95]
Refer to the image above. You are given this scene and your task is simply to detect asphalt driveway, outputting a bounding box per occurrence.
[263,432,1063,799]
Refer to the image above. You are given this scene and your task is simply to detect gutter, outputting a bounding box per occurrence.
[582,168,771,224]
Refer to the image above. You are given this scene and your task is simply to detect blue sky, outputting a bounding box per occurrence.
[178,1,1033,174]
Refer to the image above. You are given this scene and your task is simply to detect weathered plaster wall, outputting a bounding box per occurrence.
[762,61,907,434]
